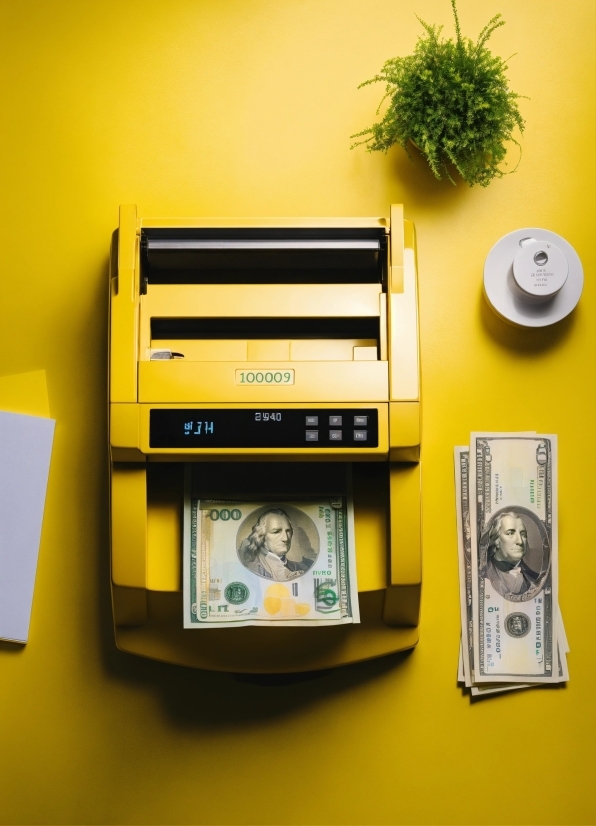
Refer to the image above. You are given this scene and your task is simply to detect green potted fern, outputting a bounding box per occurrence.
[351,0,525,187]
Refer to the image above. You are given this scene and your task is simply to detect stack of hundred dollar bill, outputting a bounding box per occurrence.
[455,433,569,696]
[183,493,359,628]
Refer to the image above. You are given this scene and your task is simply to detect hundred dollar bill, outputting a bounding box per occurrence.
[456,445,568,694]
[183,496,360,628]
[456,447,534,694]
[470,434,558,683]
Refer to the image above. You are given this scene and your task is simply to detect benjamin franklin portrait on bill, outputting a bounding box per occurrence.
[238,507,315,582]
[481,510,541,600]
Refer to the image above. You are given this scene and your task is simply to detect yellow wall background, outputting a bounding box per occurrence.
[0,1,594,824]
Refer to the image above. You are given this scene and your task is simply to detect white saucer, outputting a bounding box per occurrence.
[484,228,583,327]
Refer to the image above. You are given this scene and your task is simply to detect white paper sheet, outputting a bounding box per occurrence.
[0,410,55,642]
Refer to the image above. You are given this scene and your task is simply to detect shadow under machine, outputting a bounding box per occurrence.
[109,204,422,672]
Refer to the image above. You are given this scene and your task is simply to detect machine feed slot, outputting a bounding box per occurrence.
[190,462,348,500]
[141,227,387,285]
[150,316,380,341]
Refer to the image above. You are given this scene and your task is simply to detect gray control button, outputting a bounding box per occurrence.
[305,430,319,442]
[353,430,368,441]
[329,430,342,441]
[354,415,368,426]
[329,415,342,426]
[305,416,318,425]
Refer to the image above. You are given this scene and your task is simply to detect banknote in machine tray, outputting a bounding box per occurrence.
[183,498,360,627]
[470,434,558,683]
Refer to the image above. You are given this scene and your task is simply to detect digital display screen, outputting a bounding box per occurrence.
[150,408,378,448]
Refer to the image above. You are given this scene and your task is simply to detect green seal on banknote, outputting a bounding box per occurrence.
[224,582,250,605]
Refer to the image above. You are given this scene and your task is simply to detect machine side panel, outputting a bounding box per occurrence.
[353,464,388,592]
[389,401,420,461]
[146,464,183,592]
[388,462,422,586]
[110,403,140,447]
[110,204,139,402]
[389,203,404,293]
[389,216,420,401]
[111,465,147,588]
[383,462,422,627]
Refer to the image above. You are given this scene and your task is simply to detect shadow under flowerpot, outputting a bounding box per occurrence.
[389,140,470,208]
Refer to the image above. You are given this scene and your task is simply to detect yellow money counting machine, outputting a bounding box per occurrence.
[109,204,421,672]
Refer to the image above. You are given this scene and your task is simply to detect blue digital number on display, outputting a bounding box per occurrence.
[183,421,214,436]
